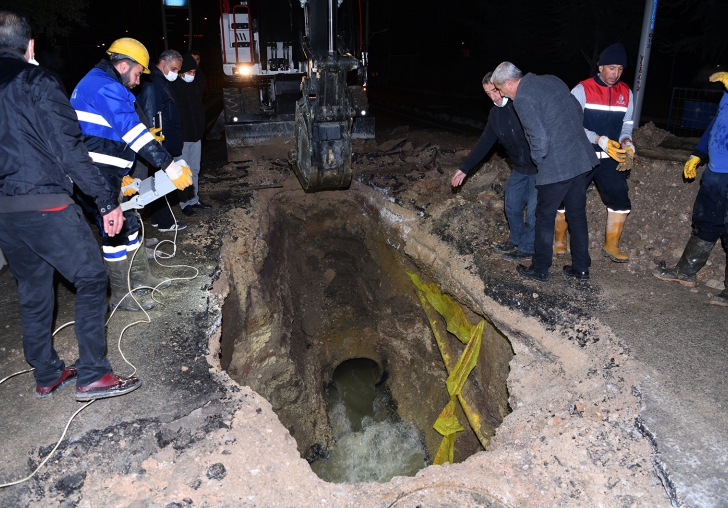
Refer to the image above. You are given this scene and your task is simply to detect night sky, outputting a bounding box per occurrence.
[23,0,728,125]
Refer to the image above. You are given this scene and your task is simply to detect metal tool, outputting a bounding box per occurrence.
[120,170,178,211]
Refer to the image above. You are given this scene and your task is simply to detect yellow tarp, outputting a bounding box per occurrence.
[408,272,484,465]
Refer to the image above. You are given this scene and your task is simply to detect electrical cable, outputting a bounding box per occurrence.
[0,199,199,488]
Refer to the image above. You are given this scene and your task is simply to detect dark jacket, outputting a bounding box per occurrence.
[459,99,537,176]
[71,59,173,176]
[170,77,205,142]
[138,66,183,156]
[513,73,599,186]
[0,49,117,215]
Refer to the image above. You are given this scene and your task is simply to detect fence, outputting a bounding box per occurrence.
[666,87,723,138]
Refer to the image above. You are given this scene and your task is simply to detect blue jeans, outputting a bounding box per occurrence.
[505,170,537,254]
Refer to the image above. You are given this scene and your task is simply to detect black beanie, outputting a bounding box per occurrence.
[598,43,627,67]
[180,53,197,74]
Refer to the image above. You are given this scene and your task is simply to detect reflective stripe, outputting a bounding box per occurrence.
[75,110,111,127]
[607,208,630,213]
[596,151,611,159]
[127,232,140,251]
[122,123,147,144]
[102,245,127,261]
[89,151,133,168]
[129,132,155,153]
[585,103,628,113]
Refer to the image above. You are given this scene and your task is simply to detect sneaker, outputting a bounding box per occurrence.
[181,206,195,217]
[154,222,187,232]
[493,241,518,253]
[502,250,533,261]
[76,372,142,401]
[36,365,77,399]
[190,201,211,210]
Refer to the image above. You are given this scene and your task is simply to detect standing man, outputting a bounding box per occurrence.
[653,72,728,307]
[188,49,206,98]
[71,39,192,311]
[137,49,188,230]
[492,62,599,281]
[171,53,211,215]
[0,11,141,400]
[570,43,635,263]
[452,71,538,261]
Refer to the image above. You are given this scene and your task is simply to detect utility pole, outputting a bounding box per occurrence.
[161,0,193,51]
[632,0,658,128]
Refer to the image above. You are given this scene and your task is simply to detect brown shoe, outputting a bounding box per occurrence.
[76,372,141,401]
[36,365,77,399]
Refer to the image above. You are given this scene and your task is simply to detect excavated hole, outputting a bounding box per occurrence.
[219,192,513,482]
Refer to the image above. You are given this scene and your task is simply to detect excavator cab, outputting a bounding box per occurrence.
[217,0,374,190]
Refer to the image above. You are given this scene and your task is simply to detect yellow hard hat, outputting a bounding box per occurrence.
[107,38,151,74]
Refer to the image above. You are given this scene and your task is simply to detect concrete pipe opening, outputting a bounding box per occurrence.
[219,191,513,483]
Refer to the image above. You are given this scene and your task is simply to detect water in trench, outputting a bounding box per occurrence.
[310,358,427,483]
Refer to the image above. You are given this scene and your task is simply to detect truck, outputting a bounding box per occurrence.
[216,0,375,190]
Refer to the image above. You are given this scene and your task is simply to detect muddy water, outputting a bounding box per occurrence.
[310,358,427,483]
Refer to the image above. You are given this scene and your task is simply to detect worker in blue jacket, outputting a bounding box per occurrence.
[452,71,538,261]
[653,72,728,307]
[71,38,192,311]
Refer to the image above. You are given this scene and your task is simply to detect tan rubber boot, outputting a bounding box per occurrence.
[602,211,629,263]
[553,211,568,256]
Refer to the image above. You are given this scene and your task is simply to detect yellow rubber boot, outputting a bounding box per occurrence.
[602,211,629,263]
[553,211,568,256]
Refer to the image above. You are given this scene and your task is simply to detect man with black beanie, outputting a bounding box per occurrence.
[570,42,636,263]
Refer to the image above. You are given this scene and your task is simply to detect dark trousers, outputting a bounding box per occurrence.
[692,167,728,243]
[0,205,112,386]
[533,171,593,274]
[592,157,631,211]
[75,171,141,248]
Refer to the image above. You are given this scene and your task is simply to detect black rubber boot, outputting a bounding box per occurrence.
[652,235,715,287]
[710,261,728,307]
[129,243,171,295]
[104,257,154,311]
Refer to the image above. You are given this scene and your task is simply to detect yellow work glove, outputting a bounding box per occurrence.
[150,127,165,143]
[164,160,193,190]
[121,175,139,196]
[616,141,635,171]
[683,155,700,180]
[709,72,728,90]
[598,136,627,163]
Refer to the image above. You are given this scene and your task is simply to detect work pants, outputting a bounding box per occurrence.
[0,205,112,387]
[533,171,593,274]
[504,170,537,254]
[592,157,631,212]
[692,167,728,243]
[177,140,202,209]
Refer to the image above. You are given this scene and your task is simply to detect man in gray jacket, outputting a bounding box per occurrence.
[492,62,599,281]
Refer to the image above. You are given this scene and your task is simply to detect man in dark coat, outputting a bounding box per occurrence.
[452,71,537,261]
[492,62,599,281]
[0,10,141,400]
[171,53,210,215]
[137,49,187,232]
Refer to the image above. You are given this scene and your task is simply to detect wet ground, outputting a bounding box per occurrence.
[0,104,726,507]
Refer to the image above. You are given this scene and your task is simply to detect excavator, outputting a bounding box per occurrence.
[215,0,375,190]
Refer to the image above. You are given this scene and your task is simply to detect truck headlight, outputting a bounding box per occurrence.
[237,65,251,76]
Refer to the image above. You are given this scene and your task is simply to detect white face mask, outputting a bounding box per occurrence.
[494,96,509,108]
[28,57,39,66]
[181,74,195,83]
[163,61,178,81]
